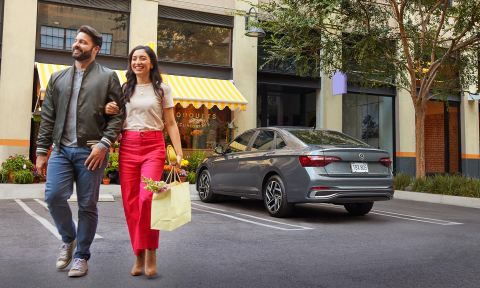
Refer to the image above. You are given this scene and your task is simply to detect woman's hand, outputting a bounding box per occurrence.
[105,101,119,115]
[176,154,183,167]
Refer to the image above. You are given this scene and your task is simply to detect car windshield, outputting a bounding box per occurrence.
[288,129,370,147]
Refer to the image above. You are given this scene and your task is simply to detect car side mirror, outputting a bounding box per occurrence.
[214,145,224,155]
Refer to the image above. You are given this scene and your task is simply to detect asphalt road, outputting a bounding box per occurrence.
[1,196,479,288]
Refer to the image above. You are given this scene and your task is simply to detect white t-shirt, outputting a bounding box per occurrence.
[123,82,174,131]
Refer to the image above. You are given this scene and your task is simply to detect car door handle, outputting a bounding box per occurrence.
[263,152,274,156]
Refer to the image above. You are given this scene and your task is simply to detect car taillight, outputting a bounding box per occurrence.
[380,157,392,168]
[299,155,341,167]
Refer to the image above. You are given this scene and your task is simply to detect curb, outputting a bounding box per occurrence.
[0,183,200,201]
[394,190,480,209]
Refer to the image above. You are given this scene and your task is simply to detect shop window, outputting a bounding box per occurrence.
[251,130,275,151]
[257,84,316,127]
[342,94,394,158]
[157,18,232,66]
[174,104,232,150]
[36,2,128,56]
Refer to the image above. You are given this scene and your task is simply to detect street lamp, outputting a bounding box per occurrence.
[245,7,266,38]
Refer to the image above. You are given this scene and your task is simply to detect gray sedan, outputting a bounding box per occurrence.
[196,127,393,217]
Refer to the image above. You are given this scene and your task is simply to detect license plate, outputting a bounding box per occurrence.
[351,162,368,173]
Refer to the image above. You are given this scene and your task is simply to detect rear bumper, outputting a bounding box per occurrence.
[305,188,394,204]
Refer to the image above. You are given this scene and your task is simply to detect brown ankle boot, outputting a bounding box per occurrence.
[131,251,145,276]
[145,249,157,278]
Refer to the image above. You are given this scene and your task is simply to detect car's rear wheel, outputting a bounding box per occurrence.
[197,169,217,202]
[263,175,293,218]
[344,202,374,216]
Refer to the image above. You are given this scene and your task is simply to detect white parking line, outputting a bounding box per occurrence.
[306,203,463,226]
[192,202,313,231]
[371,209,463,226]
[15,199,61,240]
[34,199,103,239]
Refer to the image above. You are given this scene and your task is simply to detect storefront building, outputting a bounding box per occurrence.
[0,0,479,178]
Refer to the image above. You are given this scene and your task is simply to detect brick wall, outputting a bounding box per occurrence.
[425,102,445,173]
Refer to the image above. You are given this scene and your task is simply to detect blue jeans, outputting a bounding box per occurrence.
[45,146,107,260]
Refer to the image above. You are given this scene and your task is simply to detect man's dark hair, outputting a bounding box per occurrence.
[77,25,102,48]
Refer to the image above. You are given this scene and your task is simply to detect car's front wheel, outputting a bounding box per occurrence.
[344,202,374,216]
[197,169,217,202]
[263,175,293,218]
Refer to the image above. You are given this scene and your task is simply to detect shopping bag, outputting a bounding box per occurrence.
[150,157,191,231]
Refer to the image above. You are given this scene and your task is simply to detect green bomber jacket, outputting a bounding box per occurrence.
[36,61,125,155]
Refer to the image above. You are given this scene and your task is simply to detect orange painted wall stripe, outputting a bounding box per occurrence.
[395,152,416,157]
[0,139,30,147]
[462,154,480,159]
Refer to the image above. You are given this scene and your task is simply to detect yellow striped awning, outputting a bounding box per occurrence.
[35,62,247,111]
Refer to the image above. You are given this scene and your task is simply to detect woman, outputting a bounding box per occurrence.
[106,45,183,278]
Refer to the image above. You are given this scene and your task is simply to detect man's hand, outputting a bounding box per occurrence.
[36,155,48,177]
[85,144,108,171]
[105,101,119,115]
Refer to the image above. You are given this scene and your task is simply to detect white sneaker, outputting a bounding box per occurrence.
[56,239,76,269]
[68,258,88,277]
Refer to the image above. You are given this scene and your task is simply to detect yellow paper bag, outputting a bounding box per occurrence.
[151,181,191,231]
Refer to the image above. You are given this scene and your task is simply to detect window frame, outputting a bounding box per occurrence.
[36,1,130,57]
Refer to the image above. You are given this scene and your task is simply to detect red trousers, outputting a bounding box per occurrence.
[119,130,166,255]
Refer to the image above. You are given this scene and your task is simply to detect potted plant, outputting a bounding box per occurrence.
[106,152,119,184]
[1,155,34,183]
[12,170,34,184]
[178,168,188,183]
[103,168,112,185]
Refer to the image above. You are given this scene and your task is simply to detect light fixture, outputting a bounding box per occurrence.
[244,7,266,38]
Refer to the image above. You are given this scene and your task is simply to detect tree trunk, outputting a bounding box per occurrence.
[414,103,426,178]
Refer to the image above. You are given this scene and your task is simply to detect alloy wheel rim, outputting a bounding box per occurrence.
[198,172,210,199]
[265,180,282,213]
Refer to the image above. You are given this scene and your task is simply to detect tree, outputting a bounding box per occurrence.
[256,0,480,177]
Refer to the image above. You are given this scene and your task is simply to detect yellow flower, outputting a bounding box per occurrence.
[181,159,189,167]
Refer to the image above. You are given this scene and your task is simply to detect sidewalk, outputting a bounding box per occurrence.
[1,183,479,209]
[0,183,200,201]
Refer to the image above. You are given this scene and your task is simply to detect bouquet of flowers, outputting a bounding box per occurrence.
[142,176,169,194]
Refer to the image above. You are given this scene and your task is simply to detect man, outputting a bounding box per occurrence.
[36,25,125,277]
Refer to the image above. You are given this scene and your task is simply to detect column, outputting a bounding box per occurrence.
[0,0,37,162]
[129,0,159,50]
[318,75,342,131]
[232,0,258,136]
[395,88,416,176]
[461,86,480,178]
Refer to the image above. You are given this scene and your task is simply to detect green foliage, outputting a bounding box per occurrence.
[0,169,8,183]
[256,0,480,95]
[185,151,206,173]
[187,171,196,184]
[12,170,34,184]
[105,152,119,177]
[394,173,412,190]
[411,175,480,198]
[1,155,34,173]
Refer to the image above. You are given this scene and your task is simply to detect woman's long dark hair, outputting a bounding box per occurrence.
[123,45,164,103]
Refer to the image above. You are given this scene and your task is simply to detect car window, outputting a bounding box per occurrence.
[276,133,287,149]
[288,129,369,147]
[251,130,275,151]
[227,130,255,153]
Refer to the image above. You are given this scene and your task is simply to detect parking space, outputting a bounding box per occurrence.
[1,197,479,288]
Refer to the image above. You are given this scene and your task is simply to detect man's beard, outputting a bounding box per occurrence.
[72,46,93,61]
